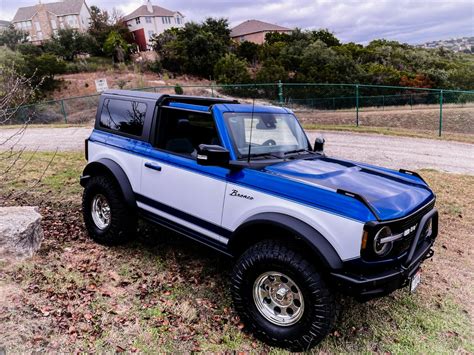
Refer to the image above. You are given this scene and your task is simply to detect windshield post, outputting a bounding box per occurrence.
[247,88,256,163]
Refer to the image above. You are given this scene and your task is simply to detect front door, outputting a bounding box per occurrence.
[139,106,230,244]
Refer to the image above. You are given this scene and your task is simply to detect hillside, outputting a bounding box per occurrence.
[417,36,473,53]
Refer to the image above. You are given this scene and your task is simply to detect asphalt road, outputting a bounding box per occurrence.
[1,126,473,175]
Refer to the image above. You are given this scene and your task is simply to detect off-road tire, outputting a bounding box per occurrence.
[82,175,136,245]
[231,240,336,351]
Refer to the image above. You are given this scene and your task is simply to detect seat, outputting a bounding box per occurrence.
[165,138,195,154]
[165,118,195,155]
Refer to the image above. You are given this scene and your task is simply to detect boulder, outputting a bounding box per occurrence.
[0,206,43,259]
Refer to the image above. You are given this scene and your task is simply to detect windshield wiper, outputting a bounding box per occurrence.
[247,152,284,160]
[284,148,315,156]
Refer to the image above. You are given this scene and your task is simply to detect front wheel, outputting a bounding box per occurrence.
[82,175,136,245]
[231,240,336,351]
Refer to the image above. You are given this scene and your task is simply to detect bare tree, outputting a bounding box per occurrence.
[0,65,56,204]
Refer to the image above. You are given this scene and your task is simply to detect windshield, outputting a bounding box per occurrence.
[223,112,309,159]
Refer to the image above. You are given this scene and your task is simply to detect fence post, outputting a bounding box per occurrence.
[278,80,284,106]
[382,95,385,111]
[210,83,214,97]
[60,99,67,123]
[439,90,443,137]
[355,84,359,127]
[410,94,413,110]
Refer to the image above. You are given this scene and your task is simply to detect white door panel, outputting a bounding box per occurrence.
[141,158,227,226]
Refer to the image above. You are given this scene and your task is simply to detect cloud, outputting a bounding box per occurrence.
[1,0,473,44]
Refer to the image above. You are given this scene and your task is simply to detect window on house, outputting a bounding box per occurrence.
[162,17,172,24]
[37,31,43,40]
[145,17,152,23]
[66,15,78,27]
[136,18,141,24]
[148,30,154,38]
[34,22,41,31]
[50,19,57,29]
[18,21,32,30]
[100,99,147,136]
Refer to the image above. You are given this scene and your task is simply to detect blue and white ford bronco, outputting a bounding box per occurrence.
[80,90,438,350]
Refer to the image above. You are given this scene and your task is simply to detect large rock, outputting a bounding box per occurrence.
[0,206,43,259]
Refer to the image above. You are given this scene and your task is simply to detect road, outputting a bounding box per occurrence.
[1,126,473,175]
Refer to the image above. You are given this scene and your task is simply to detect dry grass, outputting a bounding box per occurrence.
[0,152,473,353]
[296,104,474,135]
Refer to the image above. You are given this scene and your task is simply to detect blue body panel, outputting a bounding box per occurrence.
[88,102,435,223]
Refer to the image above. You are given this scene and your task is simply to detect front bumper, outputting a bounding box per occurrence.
[329,208,438,301]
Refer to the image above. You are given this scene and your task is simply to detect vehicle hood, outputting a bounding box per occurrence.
[265,157,434,221]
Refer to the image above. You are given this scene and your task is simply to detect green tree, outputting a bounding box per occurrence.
[256,59,288,82]
[17,43,43,57]
[236,41,260,65]
[309,29,341,47]
[103,30,130,63]
[43,29,92,61]
[0,25,28,50]
[214,53,250,84]
[24,53,66,91]
[87,5,131,56]
[152,18,231,78]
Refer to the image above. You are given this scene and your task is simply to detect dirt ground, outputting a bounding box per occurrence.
[0,152,472,353]
[296,104,474,134]
[53,70,212,99]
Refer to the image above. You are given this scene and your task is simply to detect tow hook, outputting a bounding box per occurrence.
[423,248,435,261]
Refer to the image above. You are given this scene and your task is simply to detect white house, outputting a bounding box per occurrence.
[12,0,91,44]
[123,0,185,51]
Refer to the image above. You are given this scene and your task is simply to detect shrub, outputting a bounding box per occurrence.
[214,53,250,84]
[147,60,162,74]
[174,84,183,95]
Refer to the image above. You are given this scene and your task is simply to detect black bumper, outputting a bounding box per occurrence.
[329,208,438,301]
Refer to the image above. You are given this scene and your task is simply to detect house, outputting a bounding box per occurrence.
[0,20,11,31]
[12,0,91,44]
[231,19,292,44]
[124,0,185,51]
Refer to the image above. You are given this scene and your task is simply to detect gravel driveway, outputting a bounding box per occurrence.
[1,126,473,175]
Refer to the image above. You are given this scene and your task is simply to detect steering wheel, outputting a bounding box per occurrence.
[262,139,276,146]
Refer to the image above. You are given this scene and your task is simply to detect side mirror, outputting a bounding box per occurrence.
[313,137,325,153]
[197,144,230,167]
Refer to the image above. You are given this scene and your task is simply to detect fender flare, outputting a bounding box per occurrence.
[80,158,137,211]
[228,212,343,270]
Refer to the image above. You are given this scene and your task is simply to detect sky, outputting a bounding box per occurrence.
[1,0,473,44]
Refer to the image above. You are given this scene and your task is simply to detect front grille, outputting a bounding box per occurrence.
[388,200,436,256]
[392,200,435,233]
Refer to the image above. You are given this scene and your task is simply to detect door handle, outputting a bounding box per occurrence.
[144,162,162,172]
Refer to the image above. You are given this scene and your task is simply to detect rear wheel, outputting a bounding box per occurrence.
[231,240,336,351]
[82,175,136,245]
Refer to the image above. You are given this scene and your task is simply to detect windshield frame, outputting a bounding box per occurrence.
[222,111,311,160]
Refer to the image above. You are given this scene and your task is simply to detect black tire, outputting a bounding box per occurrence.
[82,175,136,245]
[231,240,336,351]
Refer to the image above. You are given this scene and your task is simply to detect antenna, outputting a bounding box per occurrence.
[247,83,256,164]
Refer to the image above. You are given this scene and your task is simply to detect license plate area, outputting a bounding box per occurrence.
[410,269,421,293]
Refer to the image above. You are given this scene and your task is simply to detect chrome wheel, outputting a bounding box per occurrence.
[91,194,111,230]
[253,271,304,326]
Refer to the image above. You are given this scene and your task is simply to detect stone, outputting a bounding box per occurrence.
[0,206,43,259]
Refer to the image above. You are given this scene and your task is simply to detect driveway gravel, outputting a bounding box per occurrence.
[1,126,473,175]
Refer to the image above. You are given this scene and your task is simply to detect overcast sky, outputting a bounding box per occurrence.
[1,0,473,44]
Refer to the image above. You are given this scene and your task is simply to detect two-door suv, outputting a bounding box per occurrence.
[80,90,438,350]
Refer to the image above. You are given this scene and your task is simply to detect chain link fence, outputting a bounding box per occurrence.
[3,83,474,137]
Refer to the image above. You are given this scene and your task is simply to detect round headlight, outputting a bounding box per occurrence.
[373,226,393,256]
